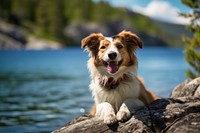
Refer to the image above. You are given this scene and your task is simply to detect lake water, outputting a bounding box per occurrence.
[0,47,188,132]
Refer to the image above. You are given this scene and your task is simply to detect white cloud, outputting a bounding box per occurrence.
[132,1,190,25]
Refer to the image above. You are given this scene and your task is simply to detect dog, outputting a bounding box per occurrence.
[81,31,159,124]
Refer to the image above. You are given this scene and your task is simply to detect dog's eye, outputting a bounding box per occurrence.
[100,46,106,49]
[117,45,123,49]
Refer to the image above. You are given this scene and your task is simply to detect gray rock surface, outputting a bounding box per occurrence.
[0,21,62,50]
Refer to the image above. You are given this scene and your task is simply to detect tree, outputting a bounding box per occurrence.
[180,0,200,79]
[0,0,12,21]
[36,0,65,42]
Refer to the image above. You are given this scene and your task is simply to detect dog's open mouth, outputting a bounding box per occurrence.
[103,60,122,73]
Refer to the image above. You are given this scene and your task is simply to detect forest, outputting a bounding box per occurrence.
[0,0,191,47]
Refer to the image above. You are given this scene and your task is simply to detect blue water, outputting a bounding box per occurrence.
[0,48,188,132]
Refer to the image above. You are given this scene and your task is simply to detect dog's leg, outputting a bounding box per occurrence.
[96,102,117,124]
[117,99,144,122]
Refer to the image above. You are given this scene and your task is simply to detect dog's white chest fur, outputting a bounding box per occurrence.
[88,64,145,124]
[90,75,140,112]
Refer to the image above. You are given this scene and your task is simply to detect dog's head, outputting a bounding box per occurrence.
[81,31,142,75]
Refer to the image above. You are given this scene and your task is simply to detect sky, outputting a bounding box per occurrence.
[96,0,191,25]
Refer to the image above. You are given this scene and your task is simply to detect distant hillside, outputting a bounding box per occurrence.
[152,20,192,47]
[0,0,192,49]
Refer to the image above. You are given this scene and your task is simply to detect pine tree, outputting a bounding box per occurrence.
[36,0,65,42]
[180,0,200,79]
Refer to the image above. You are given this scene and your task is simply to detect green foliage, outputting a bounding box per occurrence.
[182,0,199,8]
[180,0,200,79]
[35,0,66,43]
[0,0,12,21]
[65,0,93,22]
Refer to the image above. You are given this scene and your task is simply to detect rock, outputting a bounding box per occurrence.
[0,20,27,49]
[0,20,62,50]
[25,36,62,50]
[171,77,200,98]
[64,19,167,47]
[0,19,168,49]
[0,33,24,49]
[52,77,200,133]
[64,20,135,43]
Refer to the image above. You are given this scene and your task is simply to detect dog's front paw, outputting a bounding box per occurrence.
[116,111,131,122]
[104,114,117,125]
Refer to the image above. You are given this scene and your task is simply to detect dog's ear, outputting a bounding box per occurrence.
[118,31,143,49]
[81,33,104,50]
[81,33,104,57]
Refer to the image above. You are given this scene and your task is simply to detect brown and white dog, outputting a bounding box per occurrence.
[81,31,159,124]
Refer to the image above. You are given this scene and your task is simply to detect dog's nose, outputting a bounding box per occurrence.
[108,52,117,60]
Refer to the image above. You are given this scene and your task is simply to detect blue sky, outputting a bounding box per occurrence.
[94,0,191,24]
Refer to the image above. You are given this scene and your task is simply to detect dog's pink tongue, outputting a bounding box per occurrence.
[107,62,119,73]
